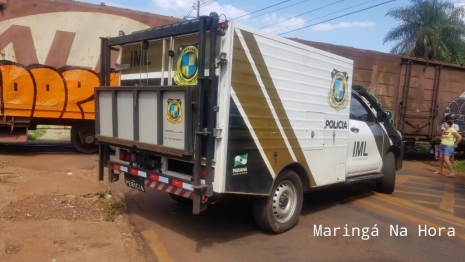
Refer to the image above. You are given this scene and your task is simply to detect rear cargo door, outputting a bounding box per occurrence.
[398,60,440,141]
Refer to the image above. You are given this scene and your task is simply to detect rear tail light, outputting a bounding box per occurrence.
[219,22,228,29]
[119,149,131,162]
[200,167,215,181]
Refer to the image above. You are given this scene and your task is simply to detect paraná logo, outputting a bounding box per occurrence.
[234,154,248,167]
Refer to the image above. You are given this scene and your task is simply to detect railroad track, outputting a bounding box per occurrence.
[0,142,76,153]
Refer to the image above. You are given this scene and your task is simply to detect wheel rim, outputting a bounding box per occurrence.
[272,180,297,223]
[84,135,95,144]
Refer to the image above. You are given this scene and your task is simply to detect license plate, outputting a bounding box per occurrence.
[124,174,146,192]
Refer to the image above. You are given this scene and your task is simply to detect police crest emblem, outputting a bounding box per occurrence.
[173,44,199,86]
[328,69,349,112]
[166,99,183,124]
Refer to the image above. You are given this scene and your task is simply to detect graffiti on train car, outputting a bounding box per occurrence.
[368,93,394,125]
[0,60,120,119]
[443,92,465,133]
[0,11,153,121]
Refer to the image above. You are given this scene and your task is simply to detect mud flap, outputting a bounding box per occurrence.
[98,143,118,182]
[192,185,209,214]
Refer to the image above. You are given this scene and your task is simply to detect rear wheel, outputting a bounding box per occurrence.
[70,124,98,154]
[169,193,192,205]
[253,170,303,233]
[377,152,396,194]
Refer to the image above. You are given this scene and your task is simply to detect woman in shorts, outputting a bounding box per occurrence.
[435,120,462,177]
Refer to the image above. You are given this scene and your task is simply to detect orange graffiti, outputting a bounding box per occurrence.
[0,61,119,120]
[110,71,121,87]
[0,61,35,117]
[28,65,67,118]
[60,68,100,119]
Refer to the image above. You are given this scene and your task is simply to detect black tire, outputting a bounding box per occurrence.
[70,125,98,154]
[377,151,396,194]
[252,170,303,234]
[169,193,192,205]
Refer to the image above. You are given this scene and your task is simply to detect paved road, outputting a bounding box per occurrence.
[109,159,465,262]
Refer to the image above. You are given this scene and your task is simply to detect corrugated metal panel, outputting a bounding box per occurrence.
[291,38,402,129]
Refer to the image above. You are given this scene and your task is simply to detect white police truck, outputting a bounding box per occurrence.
[95,13,404,233]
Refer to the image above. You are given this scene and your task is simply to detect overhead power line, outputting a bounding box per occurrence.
[230,0,291,21]
[271,0,377,33]
[184,5,195,19]
[184,0,217,19]
[236,0,310,23]
[260,0,345,29]
[278,0,396,35]
[200,0,216,7]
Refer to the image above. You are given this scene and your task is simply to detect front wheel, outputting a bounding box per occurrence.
[253,170,303,233]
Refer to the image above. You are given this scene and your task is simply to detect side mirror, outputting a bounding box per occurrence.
[377,111,387,122]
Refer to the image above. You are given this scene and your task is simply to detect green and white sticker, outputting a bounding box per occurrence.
[234,154,248,167]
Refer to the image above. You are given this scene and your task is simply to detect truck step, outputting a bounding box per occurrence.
[345,173,384,184]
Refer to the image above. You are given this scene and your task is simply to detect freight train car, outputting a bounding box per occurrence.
[292,38,465,151]
[0,0,181,152]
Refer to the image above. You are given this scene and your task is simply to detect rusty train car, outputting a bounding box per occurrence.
[293,38,465,151]
[0,0,180,152]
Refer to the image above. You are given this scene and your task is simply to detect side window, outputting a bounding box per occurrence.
[350,95,374,122]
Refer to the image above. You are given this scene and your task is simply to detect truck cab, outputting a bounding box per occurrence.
[348,86,404,191]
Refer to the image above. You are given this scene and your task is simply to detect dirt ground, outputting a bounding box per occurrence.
[1,127,463,262]
[0,127,149,262]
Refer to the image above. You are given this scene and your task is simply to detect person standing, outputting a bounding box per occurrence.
[441,114,459,165]
[435,119,462,178]
[427,114,459,154]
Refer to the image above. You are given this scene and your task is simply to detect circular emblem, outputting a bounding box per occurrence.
[166,99,183,124]
[173,45,198,86]
[328,69,349,112]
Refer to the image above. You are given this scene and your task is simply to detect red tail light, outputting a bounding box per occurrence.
[119,149,131,161]
[219,22,228,29]
[200,167,215,181]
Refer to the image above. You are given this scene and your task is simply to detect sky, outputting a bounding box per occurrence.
[77,0,465,53]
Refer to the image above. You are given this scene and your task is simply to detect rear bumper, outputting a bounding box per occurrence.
[111,161,195,194]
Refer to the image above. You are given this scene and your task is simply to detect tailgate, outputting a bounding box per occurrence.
[95,85,195,158]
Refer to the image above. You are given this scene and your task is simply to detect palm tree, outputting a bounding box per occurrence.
[384,0,465,64]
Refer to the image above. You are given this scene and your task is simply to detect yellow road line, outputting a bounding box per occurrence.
[141,230,174,262]
[396,176,410,185]
[440,183,455,213]
[410,200,440,206]
[372,193,465,229]
[397,175,433,182]
[396,184,444,195]
[394,190,442,198]
[399,177,445,186]
[357,198,465,240]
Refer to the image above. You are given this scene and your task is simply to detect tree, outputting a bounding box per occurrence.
[383,0,465,64]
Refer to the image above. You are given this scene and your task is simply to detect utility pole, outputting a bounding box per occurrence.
[197,1,200,17]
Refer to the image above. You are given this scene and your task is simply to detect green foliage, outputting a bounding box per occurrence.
[97,190,125,222]
[27,128,47,141]
[453,160,465,172]
[384,0,465,64]
[97,190,111,199]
